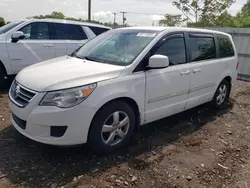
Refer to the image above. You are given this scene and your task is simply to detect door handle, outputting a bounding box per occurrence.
[43,44,54,47]
[193,68,202,73]
[180,70,190,75]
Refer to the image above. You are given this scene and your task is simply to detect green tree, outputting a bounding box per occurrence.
[172,0,235,27]
[34,11,65,19]
[0,17,5,27]
[159,14,186,26]
[233,0,250,27]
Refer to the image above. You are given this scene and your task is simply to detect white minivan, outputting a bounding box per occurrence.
[9,27,238,152]
[0,18,111,88]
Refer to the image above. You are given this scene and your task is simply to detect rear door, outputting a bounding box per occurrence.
[50,23,67,57]
[66,24,88,54]
[185,32,223,109]
[7,21,55,73]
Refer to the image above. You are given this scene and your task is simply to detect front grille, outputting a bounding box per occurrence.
[9,80,37,107]
[12,113,27,130]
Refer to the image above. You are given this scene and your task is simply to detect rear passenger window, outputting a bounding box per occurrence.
[66,24,87,40]
[154,36,186,65]
[51,23,66,40]
[89,26,110,36]
[190,36,216,62]
[217,34,234,58]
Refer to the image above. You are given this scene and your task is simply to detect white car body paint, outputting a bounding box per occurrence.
[9,27,238,146]
[0,18,111,75]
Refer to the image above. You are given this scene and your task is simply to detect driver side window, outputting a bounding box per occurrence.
[154,35,186,66]
[19,22,50,40]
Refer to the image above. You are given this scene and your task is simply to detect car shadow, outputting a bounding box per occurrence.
[0,100,234,188]
[0,77,14,94]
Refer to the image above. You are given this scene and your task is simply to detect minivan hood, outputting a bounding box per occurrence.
[16,56,125,92]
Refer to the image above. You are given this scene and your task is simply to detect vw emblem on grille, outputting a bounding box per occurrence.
[13,84,21,99]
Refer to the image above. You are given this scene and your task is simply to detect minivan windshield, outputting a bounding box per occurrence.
[74,29,160,65]
[0,21,24,35]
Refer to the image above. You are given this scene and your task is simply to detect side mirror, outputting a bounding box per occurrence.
[148,55,169,69]
[11,31,25,43]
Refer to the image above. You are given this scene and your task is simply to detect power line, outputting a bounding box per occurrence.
[124,11,167,16]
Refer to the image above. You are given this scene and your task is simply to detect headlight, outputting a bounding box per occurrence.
[39,83,97,108]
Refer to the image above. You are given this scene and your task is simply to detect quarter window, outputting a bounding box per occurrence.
[189,36,216,62]
[217,34,234,58]
[66,24,87,40]
[19,22,50,40]
[154,36,186,65]
[89,26,110,36]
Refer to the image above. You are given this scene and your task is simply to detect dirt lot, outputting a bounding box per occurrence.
[0,80,250,188]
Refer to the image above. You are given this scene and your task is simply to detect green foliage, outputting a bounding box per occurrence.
[159,14,187,26]
[172,0,235,27]
[0,17,5,27]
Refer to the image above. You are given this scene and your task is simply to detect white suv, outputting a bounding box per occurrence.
[9,27,238,152]
[0,18,111,88]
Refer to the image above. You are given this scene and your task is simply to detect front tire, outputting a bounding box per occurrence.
[211,79,230,108]
[88,101,135,153]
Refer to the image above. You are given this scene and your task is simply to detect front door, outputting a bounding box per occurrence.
[145,33,191,123]
[7,22,55,73]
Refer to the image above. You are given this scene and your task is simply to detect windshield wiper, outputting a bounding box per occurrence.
[84,56,102,63]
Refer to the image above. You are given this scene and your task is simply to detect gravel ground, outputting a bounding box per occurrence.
[0,80,250,188]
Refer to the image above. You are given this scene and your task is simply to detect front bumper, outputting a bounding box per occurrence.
[9,98,98,146]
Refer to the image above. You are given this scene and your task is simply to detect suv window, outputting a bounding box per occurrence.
[66,24,87,40]
[51,23,66,40]
[217,34,234,58]
[154,35,186,65]
[19,22,50,40]
[190,36,216,62]
[89,26,110,36]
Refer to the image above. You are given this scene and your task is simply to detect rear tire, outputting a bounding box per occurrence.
[88,101,135,153]
[0,67,5,89]
[211,79,230,108]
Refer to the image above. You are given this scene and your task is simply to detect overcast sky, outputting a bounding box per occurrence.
[0,0,247,26]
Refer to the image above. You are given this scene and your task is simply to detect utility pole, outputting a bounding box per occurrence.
[120,11,127,27]
[113,13,117,28]
[88,0,91,21]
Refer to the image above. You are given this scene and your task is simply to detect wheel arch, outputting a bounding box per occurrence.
[0,60,7,76]
[88,97,141,139]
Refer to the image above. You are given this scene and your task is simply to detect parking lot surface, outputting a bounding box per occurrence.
[0,80,250,188]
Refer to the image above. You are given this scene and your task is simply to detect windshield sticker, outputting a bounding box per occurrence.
[137,33,157,37]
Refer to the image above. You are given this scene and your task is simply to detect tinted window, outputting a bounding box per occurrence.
[66,24,87,40]
[89,26,110,36]
[218,34,234,58]
[51,23,66,40]
[19,22,49,40]
[190,36,216,61]
[154,36,186,65]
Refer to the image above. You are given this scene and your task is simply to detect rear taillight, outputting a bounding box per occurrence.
[236,61,239,70]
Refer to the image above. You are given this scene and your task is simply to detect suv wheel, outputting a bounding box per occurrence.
[88,101,135,153]
[211,79,230,108]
